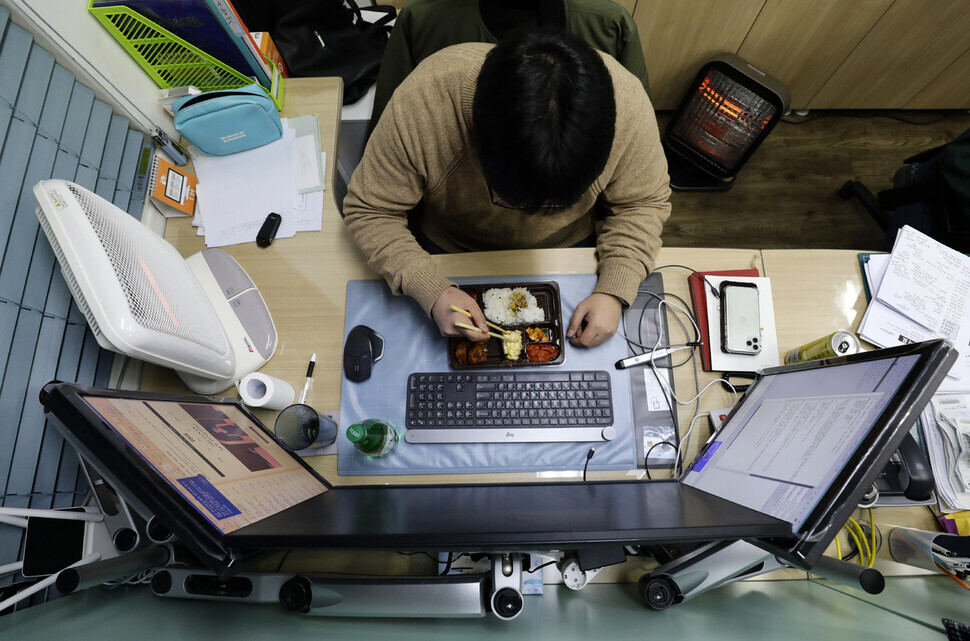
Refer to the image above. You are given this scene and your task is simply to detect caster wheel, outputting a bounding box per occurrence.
[639,575,678,611]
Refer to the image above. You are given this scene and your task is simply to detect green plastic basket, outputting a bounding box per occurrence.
[89,1,283,109]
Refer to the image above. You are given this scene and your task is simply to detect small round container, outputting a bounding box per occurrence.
[273,404,338,451]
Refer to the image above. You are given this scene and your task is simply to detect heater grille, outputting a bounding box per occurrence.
[664,54,790,188]
[64,183,229,354]
[669,68,778,173]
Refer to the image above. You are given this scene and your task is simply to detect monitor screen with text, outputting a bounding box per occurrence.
[682,353,922,531]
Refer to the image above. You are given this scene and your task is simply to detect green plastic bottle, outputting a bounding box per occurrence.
[346,419,399,457]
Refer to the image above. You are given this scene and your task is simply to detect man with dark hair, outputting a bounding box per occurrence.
[343,30,670,348]
[369,0,650,130]
[473,32,616,211]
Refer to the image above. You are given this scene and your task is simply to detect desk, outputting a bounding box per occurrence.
[141,80,939,582]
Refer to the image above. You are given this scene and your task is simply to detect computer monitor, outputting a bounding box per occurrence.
[682,338,955,566]
[39,339,954,577]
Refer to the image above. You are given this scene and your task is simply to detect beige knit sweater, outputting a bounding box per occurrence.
[343,43,671,315]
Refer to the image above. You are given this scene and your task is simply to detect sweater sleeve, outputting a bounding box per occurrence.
[344,53,473,316]
[592,66,671,307]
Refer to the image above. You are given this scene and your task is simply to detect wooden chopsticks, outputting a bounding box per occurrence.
[449,304,510,335]
[454,321,507,341]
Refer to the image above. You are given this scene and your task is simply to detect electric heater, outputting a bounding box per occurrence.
[664,53,791,191]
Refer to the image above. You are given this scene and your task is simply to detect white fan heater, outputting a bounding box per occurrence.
[33,179,277,394]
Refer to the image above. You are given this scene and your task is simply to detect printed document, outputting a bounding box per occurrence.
[924,394,970,511]
[859,226,970,389]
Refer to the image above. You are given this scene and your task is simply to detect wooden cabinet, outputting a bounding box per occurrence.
[631,0,766,109]
[629,0,970,110]
[810,1,970,108]
[737,0,893,109]
[906,49,970,109]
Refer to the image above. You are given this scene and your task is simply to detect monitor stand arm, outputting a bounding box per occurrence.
[153,553,531,620]
[639,539,885,610]
[276,553,526,620]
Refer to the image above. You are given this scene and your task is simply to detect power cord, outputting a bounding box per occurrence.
[618,269,745,477]
[781,110,962,127]
[583,448,595,482]
[644,441,675,480]
[618,289,702,471]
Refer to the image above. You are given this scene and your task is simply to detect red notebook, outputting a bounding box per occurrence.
[688,269,760,371]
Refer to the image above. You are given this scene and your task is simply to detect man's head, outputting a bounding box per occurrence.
[473,30,616,212]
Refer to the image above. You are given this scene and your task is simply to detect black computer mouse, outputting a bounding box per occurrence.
[343,325,385,382]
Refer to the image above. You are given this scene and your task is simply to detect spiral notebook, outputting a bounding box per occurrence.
[148,154,198,217]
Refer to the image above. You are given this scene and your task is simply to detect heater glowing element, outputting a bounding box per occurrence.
[663,53,791,191]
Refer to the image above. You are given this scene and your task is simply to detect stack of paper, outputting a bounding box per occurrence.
[858,225,970,392]
[922,396,970,512]
[191,115,327,247]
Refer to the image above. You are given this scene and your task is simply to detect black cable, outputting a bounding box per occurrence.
[526,560,558,574]
[583,447,595,481]
[438,552,453,575]
[654,264,721,300]
[114,355,131,390]
[274,549,293,572]
[781,110,963,127]
[644,441,676,480]
[621,282,705,473]
[639,290,700,434]
[399,551,443,563]
[398,551,466,575]
[631,290,703,358]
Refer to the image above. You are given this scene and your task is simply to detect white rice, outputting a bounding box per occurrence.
[482,287,545,326]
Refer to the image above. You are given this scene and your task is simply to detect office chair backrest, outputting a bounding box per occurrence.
[879,128,970,252]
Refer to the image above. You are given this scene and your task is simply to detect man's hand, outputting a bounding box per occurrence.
[431,287,490,341]
[566,293,623,348]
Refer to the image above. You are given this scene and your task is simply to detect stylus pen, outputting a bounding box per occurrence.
[298,353,316,404]
[614,345,693,370]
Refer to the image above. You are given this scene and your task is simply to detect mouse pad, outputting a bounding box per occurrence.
[337,274,641,476]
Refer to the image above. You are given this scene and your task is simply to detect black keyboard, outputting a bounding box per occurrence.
[403,371,615,444]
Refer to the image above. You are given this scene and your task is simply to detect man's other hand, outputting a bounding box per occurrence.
[567,293,622,348]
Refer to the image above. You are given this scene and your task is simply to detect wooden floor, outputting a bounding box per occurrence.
[656,110,970,251]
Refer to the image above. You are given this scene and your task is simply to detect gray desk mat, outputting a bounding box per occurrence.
[337,274,637,475]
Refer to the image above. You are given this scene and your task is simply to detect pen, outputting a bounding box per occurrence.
[298,353,316,404]
[615,344,696,370]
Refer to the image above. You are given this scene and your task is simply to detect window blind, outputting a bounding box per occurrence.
[0,5,149,609]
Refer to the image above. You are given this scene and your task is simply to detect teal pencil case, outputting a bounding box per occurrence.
[173,84,282,156]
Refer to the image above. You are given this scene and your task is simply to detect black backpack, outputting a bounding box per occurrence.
[235,0,395,105]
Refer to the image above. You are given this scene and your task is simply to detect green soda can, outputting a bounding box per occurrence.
[785,330,860,364]
[346,419,399,457]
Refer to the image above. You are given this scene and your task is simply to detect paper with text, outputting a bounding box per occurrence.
[877,226,970,339]
[859,228,970,389]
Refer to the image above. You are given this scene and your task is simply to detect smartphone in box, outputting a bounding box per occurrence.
[719,281,762,355]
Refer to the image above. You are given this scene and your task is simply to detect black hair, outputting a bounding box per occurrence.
[473,29,616,212]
